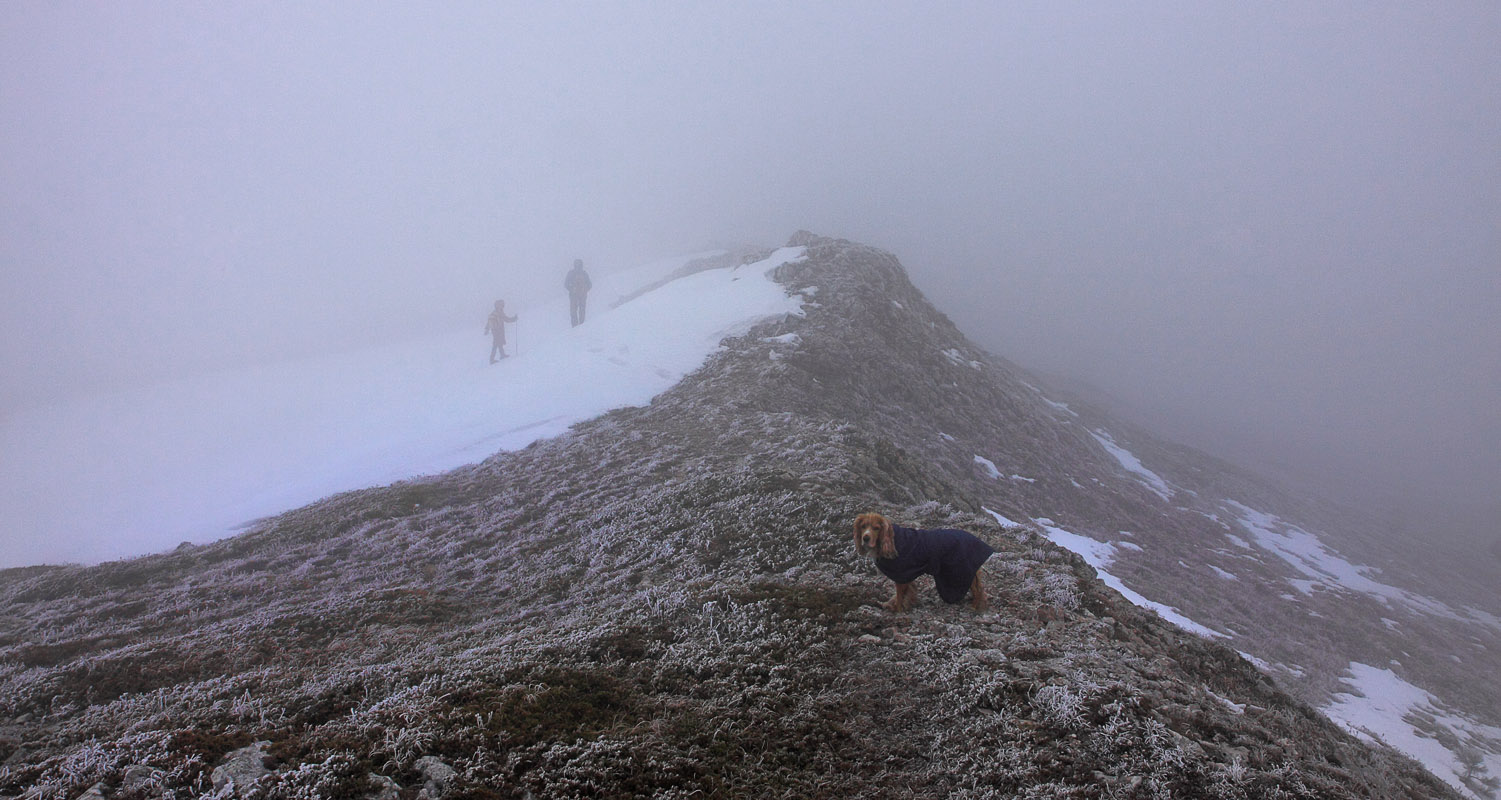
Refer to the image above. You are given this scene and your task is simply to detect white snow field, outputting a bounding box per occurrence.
[1324,661,1501,799]
[1,248,807,568]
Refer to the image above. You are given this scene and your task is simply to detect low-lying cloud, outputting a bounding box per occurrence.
[3,3,1496,555]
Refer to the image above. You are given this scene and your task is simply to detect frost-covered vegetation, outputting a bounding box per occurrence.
[0,233,1471,798]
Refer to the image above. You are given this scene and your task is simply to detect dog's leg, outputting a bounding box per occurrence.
[884,583,913,612]
[970,573,989,612]
[898,582,917,611]
[883,584,905,611]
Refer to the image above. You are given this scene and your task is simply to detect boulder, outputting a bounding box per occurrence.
[211,741,272,795]
[366,773,400,800]
[414,755,457,798]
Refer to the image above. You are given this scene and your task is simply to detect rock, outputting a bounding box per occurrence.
[71,784,106,800]
[211,741,272,795]
[786,230,820,247]
[1035,606,1066,623]
[121,765,164,792]
[415,755,457,798]
[366,773,401,800]
[960,648,1008,666]
[857,633,881,644]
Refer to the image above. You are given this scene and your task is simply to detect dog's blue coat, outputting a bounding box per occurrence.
[875,526,994,604]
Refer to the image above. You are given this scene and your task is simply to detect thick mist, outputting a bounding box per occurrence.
[3,4,1497,552]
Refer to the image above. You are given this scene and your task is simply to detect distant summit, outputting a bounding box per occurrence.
[2,234,1492,798]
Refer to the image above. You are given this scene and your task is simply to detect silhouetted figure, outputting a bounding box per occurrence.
[565,259,592,327]
[484,300,517,363]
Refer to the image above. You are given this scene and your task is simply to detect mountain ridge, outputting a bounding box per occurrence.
[1,232,1490,798]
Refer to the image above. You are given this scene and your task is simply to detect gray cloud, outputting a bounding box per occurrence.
[3,3,1497,539]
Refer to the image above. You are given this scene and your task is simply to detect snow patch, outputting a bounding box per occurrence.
[1237,650,1272,671]
[1225,501,1463,621]
[1090,430,1172,500]
[973,455,1002,480]
[1032,518,1226,639]
[1324,662,1501,799]
[1208,565,1238,581]
[1010,474,1037,483]
[1205,688,1246,714]
[1287,579,1321,596]
[982,507,1023,529]
[1043,397,1078,417]
[941,348,983,370]
[1462,605,1501,632]
[1021,382,1080,417]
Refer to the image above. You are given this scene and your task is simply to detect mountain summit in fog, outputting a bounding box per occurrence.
[1,233,1495,798]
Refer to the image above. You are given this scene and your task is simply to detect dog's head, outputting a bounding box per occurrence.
[853,512,897,559]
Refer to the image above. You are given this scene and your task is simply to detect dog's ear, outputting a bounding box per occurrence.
[877,517,897,560]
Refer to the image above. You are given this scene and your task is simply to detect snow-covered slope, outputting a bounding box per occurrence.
[0,248,806,568]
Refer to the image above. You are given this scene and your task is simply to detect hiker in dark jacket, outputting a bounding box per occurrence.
[564,259,592,327]
[484,300,517,363]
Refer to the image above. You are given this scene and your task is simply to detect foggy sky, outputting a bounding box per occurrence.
[3,4,1498,538]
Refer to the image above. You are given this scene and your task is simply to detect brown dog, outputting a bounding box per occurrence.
[854,512,992,611]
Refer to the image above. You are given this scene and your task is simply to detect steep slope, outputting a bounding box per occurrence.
[761,239,1501,795]
[0,233,1474,798]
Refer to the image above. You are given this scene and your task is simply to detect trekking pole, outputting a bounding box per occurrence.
[514,320,520,358]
